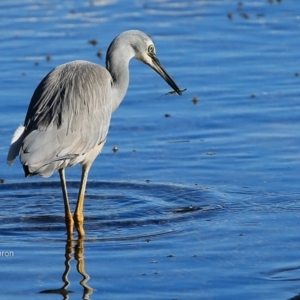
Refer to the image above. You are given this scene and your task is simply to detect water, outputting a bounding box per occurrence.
[1,0,300,299]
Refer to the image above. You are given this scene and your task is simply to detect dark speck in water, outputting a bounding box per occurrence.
[172,206,201,214]
[164,113,171,117]
[227,12,233,20]
[240,13,249,19]
[96,50,102,59]
[46,54,51,62]
[112,146,118,153]
[295,73,299,77]
[251,94,256,98]
[0,179,4,183]
[192,96,198,104]
[206,151,215,156]
[88,39,98,46]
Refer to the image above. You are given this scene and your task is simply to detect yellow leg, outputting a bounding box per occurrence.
[59,169,74,240]
[74,163,91,238]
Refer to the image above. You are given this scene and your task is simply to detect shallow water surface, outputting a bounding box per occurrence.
[1,0,300,299]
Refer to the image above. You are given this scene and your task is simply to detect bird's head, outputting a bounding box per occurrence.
[108,30,183,96]
[130,30,183,96]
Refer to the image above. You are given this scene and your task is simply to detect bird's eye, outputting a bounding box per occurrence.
[148,45,155,54]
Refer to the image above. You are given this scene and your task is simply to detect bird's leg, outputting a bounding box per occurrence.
[74,163,91,238]
[59,168,74,240]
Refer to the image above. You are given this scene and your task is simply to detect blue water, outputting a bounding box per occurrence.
[1,0,300,299]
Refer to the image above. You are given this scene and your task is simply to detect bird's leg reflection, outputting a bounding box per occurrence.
[75,238,94,298]
[39,239,94,299]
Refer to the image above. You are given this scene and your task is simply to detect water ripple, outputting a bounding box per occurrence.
[0,181,222,242]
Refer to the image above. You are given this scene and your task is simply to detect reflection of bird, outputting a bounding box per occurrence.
[40,239,94,298]
[7,30,183,239]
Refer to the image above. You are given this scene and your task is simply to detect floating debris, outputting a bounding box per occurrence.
[206,151,215,156]
[112,146,118,153]
[164,113,171,118]
[192,96,198,104]
[96,49,102,59]
[88,39,98,46]
[240,13,249,19]
[172,206,201,214]
[167,254,174,258]
[268,0,282,3]
[167,140,190,143]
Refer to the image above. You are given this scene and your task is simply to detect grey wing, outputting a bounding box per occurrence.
[21,60,113,177]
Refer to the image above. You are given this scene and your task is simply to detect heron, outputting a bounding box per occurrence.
[7,30,183,239]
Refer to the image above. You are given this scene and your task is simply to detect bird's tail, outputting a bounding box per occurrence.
[7,125,25,165]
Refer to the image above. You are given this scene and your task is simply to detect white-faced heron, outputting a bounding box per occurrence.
[7,30,183,239]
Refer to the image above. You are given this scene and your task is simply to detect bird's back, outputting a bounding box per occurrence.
[19,60,113,177]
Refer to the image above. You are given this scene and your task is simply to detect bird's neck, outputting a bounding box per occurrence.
[106,45,133,112]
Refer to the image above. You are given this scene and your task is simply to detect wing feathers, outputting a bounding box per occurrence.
[13,61,113,177]
[7,125,25,165]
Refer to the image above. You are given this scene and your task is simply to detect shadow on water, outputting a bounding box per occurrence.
[40,239,94,300]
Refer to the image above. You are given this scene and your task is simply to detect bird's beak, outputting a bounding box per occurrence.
[147,54,182,96]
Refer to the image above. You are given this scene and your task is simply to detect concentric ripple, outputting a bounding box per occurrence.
[0,181,223,242]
